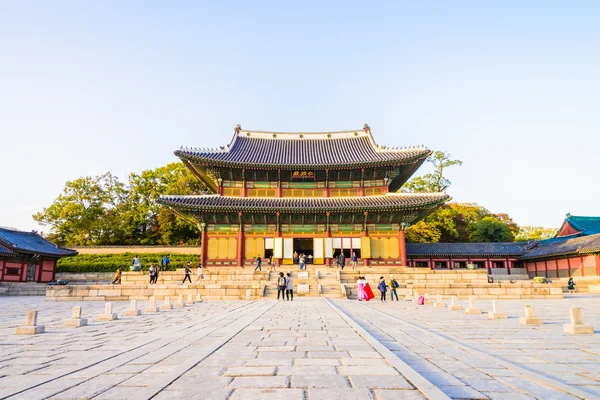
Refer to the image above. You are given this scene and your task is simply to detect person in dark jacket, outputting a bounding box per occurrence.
[182,262,192,283]
[285,272,294,301]
[378,276,387,303]
[277,272,286,300]
[338,253,346,270]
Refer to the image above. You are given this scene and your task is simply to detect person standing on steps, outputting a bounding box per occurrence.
[299,253,305,271]
[351,252,358,270]
[338,253,346,270]
[378,276,387,303]
[112,266,122,284]
[388,274,399,301]
[154,263,160,284]
[285,272,294,301]
[182,262,192,284]
[568,276,576,293]
[277,272,287,300]
[149,264,155,284]
[254,255,262,271]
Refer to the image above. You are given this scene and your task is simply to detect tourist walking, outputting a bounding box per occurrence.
[182,262,192,283]
[112,267,122,284]
[568,276,576,293]
[388,275,399,301]
[163,255,170,269]
[277,272,286,300]
[351,252,358,270]
[299,254,305,270]
[285,272,294,301]
[378,276,387,303]
[197,265,203,282]
[254,255,262,271]
[338,253,346,270]
[149,264,155,284]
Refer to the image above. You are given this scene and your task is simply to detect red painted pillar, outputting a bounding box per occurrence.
[200,226,208,267]
[237,228,244,268]
[325,229,332,266]
[398,228,407,266]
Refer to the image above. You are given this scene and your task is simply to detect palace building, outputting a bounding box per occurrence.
[159,124,449,267]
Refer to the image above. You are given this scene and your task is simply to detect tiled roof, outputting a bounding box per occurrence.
[158,193,450,213]
[0,227,78,257]
[407,242,532,257]
[520,234,600,260]
[557,215,600,237]
[0,244,17,256]
[175,127,431,169]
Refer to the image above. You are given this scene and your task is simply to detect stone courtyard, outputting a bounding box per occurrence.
[1,296,599,400]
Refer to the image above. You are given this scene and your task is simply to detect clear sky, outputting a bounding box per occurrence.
[1,1,599,232]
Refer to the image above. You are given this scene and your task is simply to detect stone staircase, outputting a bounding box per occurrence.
[45,265,565,301]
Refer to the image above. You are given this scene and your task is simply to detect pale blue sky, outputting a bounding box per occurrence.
[1,1,599,232]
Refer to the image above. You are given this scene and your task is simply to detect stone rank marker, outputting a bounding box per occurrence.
[16,310,45,335]
[488,300,508,320]
[434,294,445,309]
[519,304,543,325]
[174,295,186,308]
[465,296,482,314]
[160,296,174,311]
[64,306,88,327]
[448,296,462,311]
[412,291,420,304]
[125,300,141,316]
[98,303,118,321]
[145,297,159,313]
[185,294,195,305]
[404,289,412,301]
[563,308,594,334]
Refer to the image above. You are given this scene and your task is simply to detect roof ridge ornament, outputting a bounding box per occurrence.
[234,124,242,134]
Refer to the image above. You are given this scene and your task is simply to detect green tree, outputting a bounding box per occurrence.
[33,173,126,245]
[516,226,557,241]
[402,151,463,193]
[468,216,514,242]
[33,163,206,246]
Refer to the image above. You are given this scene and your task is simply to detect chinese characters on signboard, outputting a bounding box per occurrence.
[291,170,315,180]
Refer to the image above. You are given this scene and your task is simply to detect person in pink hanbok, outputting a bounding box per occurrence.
[357,277,368,301]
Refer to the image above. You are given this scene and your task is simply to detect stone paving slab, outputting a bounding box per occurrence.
[4,296,599,399]
[333,295,600,399]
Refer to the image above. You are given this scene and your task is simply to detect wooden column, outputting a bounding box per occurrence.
[486,259,491,275]
[398,227,407,267]
[237,212,244,267]
[567,256,572,277]
[241,169,247,197]
[358,168,365,196]
[200,224,208,267]
[324,169,330,197]
[325,212,331,266]
[544,260,548,278]
[580,255,585,276]
[361,229,369,267]
[277,168,282,197]
[217,178,223,196]
[506,259,512,275]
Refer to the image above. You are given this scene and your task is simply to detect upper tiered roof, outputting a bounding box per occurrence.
[175,124,431,169]
[0,227,77,258]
